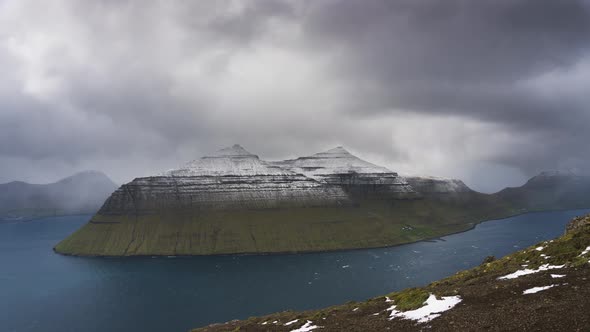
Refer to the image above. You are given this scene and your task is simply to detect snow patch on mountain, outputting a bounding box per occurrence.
[404,176,472,194]
[162,145,293,177]
[272,147,394,179]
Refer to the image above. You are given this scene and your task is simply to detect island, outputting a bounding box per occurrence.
[54,145,590,256]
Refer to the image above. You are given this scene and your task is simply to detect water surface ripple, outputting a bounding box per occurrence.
[1,209,588,332]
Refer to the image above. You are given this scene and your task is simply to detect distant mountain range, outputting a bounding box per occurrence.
[497,171,590,211]
[0,171,118,221]
[54,145,590,256]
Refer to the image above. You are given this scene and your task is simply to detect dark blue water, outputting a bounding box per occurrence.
[1,209,589,332]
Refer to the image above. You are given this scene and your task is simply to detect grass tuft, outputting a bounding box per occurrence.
[388,288,430,311]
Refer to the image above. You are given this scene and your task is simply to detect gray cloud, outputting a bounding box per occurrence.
[1,0,589,193]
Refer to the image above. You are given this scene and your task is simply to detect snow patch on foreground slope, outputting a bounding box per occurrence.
[387,294,462,323]
[498,264,565,280]
[289,321,320,332]
[523,285,558,294]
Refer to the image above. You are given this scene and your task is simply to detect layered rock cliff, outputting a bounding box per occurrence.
[404,176,472,195]
[271,147,417,199]
[97,145,350,217]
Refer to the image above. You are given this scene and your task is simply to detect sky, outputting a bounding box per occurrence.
[1,0,590,193]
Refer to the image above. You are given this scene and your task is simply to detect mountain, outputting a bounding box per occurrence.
[98,144,349,215]
[54,145,590,256]
[0,171,118,221]
[404,176,472,196]
[498,171,590,211]
[193,214,590,331]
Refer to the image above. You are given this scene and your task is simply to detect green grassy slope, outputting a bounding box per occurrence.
[55,193,516,256]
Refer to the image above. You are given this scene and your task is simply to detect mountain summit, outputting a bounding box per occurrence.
[207,144,257,158]
[163,144,288,177]
[274,146,393,177]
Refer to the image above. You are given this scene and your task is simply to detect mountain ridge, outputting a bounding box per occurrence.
[0,171,118,221]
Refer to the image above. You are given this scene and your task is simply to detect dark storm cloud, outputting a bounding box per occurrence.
[298,0,590,175]
[305,0,590,80]
[1,0,589,192]
[302,0,590,115]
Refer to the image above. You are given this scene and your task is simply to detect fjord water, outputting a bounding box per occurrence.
[1,209,589,332]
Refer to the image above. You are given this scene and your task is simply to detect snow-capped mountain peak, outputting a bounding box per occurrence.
[162,145,290,176]
[314,146,352,157]
[277,146,393,177]
[207,144,257,158]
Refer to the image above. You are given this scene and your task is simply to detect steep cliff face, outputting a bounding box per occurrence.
[97,145,350,216]
[272,147,417,199]
[404,176,472,195]
[98,174,349,215]
[405,176,474,196]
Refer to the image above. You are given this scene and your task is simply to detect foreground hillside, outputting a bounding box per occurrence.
[55,145,590,256]
[193,214,590,331]
[0,171,117,221]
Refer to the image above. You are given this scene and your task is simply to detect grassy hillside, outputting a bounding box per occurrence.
[192,214,590,331]
[55,193,515,256]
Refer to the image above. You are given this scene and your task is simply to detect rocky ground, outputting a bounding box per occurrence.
[193,215,590,332]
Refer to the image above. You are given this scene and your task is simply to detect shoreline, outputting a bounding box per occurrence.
[1,212,94,224]
[192,214,590,332]
[52,207,590,259]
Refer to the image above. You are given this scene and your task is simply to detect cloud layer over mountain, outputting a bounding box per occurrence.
[1,0,589,192]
